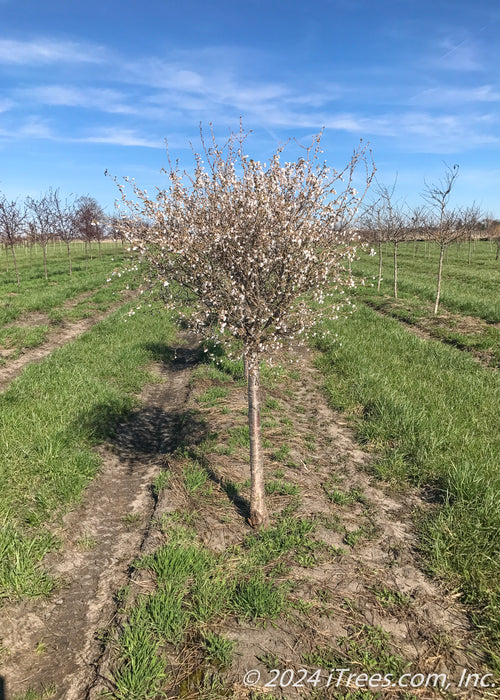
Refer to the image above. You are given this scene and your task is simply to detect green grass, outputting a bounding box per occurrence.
[182,462,210,495]
[107,514,298,696]
[0,241,132,330]
[0,324,49,351]
[113,605,169,699]
[265,479,300,496]
[371,586,411,611]
[315,303,500,664]
[242,515,317,566]
[196,385,229,405]
[202,632,236,667]
[0,303,176,600]
[233,575,286,619]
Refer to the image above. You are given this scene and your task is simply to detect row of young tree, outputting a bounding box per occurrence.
[359,165,500,314]
[0,190,121,286]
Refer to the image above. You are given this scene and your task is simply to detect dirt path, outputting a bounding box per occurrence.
[0,291,135,392]
[0,335,198,700]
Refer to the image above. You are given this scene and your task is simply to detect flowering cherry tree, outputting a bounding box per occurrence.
[114,125,374,528]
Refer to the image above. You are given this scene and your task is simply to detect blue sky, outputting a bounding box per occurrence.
[1,0,500,217]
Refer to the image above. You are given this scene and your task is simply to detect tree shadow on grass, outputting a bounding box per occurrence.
[72,338,208,470]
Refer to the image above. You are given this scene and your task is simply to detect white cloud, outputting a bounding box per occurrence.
[77,128,163,148]
[0,116,55,142]
[0,36,497,156]
[26,85,137,114]
[412,85,500,106]
[0,38,107,65]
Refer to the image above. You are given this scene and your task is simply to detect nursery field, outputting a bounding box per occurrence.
[350,240,500,366]
[0,240,498,699]
[0,242,135,388]
[0,240,129,329]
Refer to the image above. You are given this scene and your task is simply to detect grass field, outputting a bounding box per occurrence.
[313,241,500,667]
[352,240,500,323]
[0,241,134,360]
[1,237,499,696]
[0,304,176,600]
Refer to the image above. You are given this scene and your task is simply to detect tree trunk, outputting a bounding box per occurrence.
[434,245,445,315]
[468,237,472,265]
[42,242,48,281]
[10,244,20,287]
[393,241,398,299]
[247,360,268,529]
[377,241,382,292]
[66,241,72,276]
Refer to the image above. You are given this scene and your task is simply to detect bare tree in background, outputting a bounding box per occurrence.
[107,215,127,251]
[0,195,25,287]
[377,184,408,299]
[422,164,466,314]
[362,180,407,295]
[26,192,55,281]
[50,190,76,276]
[358,204,384,291]
[487,220,500,261]
[113,125,374,528]
[74,196,105,267]
[460,204,483,266]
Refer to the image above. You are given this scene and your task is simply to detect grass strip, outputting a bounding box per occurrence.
[314,303,500,665]
[352,240,500,323]
[0,304,176,600]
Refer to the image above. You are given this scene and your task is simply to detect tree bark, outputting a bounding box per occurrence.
[434,245,445,315]
[247,360,268,529]
[66,241,72,276]
[393,241,398,299]
[42,242,48,281]
[377,241,382,291]
[11,244,20,287]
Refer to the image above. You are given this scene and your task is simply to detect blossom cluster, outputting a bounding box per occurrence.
[113,126,375,366]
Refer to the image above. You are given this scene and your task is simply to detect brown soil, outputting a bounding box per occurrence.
[0,334,199,699]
